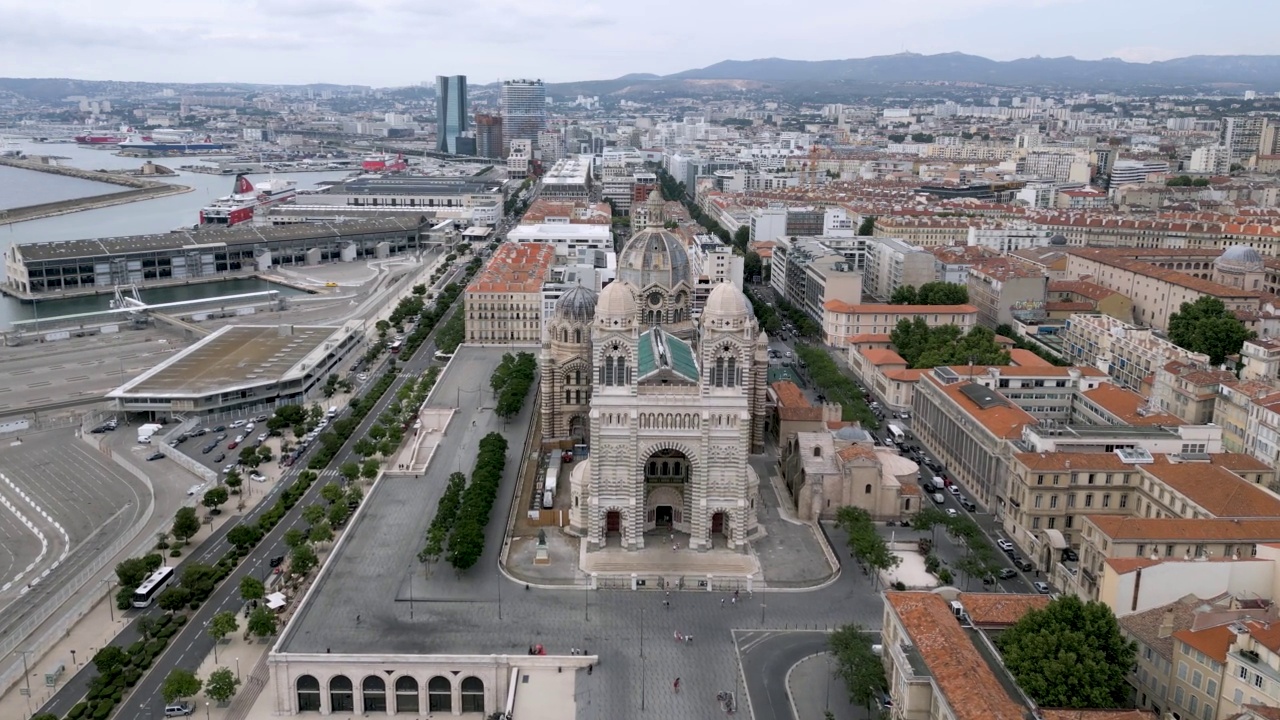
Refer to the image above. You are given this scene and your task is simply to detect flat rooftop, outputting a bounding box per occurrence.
[278,346,532,655]
[111,324,342,398]
[328,176,504,196]
[14,216,428,263]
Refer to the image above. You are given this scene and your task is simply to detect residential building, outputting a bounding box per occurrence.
[769,380,840,445]
[505,223,612,267]
[506,139,532,180]
[848,347,927,412]
[779,428,919,521]
[1214,379,1280,457]
[1152,360,1237,425]
[474,113,503,160]
[689,234,744,314]
[601,175,636,215]
[1056,187,1111,210]
[864,237,937,301]
[772,239,862,325]
[1221,117,1270,167]
[933,245,999,284]
[965,223,1054,253]
[1047,282,1134,323]
[1240,337,1280,383]
[872,216,972,247]
[967,257,1049,329]
[435,75,468,154]
[824,303,978,349]
[1019,147,1093,183]
[1109,160,1170,188]
[500,79,546,155]
[537,130,563,163]
[519,199,611,226]
[1061,314,1199,392]
[748,205,788,243]
[464,242,556,345]
[1009,244,1072,281]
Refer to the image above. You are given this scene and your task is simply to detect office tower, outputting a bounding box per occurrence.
[436,75,468,154]
[501,79,546,156]
[474,114,503,159]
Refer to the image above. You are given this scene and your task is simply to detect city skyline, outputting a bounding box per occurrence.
[0,0,1277,86]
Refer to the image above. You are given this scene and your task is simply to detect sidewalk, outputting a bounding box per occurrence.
[0,432,283,720]
[787,651,864,720]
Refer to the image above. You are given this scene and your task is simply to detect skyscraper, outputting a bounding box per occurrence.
[436,75,468,154]
[474,114,503,160]
[500,79,546,156]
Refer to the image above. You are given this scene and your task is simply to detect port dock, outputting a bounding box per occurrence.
[0,156,190,225]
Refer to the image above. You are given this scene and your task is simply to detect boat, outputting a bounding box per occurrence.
[118,133,229,155]
[361,153,407,172]
[199,173,297,226]
[76,126,147,145]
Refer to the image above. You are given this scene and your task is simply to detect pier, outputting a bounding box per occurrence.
[0,156,191,225]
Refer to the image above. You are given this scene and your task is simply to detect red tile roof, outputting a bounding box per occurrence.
[1082,383,1184,426]
[466,242,556,294]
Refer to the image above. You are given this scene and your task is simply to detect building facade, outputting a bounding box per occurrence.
[500,79,546,155]
[473,114,503,159]
[463,242,556,345]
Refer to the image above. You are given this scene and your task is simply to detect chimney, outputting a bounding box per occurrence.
[1158,607,1176,639]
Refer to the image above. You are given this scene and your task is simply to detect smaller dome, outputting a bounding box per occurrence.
[554,284,597,324]
[1048,234,1068,246]
[595,281,637,324]
[1216,245,1264,273]
[703,283,751,321]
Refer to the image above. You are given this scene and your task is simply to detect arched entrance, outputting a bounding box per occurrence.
[568,414,588,444]
[710,510,730,548]
[645,486,685,532]
[604,509,622,547]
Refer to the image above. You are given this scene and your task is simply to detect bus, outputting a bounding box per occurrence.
[132,566,175,608]
[886,423,906,445]
[389,340,403,354]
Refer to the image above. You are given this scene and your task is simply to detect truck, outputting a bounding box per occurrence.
[136,423,163,444]
[931,475,945,491]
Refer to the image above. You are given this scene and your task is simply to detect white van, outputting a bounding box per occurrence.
[164,703,193,717]
[326,406,338,418]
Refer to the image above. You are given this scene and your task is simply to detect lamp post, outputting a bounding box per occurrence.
[205,701,211,720]
[235,657,240,682]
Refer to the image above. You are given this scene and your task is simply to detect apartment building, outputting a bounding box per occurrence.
[771,238,862,325]
[519,199,611,225]
[967,257,1049,329]
[505,223,613,267]
[864,237,937,300]
[1061,314,1198,393]
[1152,360,1237,425]
[848,347,926,412]
[823,302,978,349]
[1047,282,1134,322]
[933,245,999,284]
[688,234,744,314]
[463,242,556,345]
[506,139,532,179]
[965,223,1054,253]
[1064,248,1263,332]
[872,216,972,247]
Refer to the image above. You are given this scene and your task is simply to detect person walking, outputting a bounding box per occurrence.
[673,678,680,694]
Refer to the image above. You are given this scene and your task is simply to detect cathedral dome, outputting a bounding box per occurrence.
[1216,245,1264,274]
[702,282,751,325]
[554,284,598,324]
[618,228,690,290]
[595,281,637,326]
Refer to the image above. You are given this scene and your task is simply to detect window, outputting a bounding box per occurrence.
[460,677,485,713]
[1048,517,1056,529]
[297,675,321,712]
[865,484,872,494]
[1121,494,1129,509]
[1191,670,1202,689]
[428,677,452,712]
[1205,679,1217,698]
[1032,517,1041,529]
[1103,493,1111,508]
[1034,495,1043,509]
[363,676,387,712]
[1239,665,1249,680]
[1188,695,1198,714]
[1254,673,1264,689]
[1050,495,1059,509]
[330,676,355,713]
[1178,662,1188,681]
[1084,493,1093,508]
[1174,686,1184,705]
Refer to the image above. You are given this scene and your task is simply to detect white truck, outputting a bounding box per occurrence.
[136,423,163,444]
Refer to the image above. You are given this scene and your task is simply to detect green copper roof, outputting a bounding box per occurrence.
[637,327,699,383]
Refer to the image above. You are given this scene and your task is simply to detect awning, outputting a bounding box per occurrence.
[266,592,287,610]
[1043,528,1068,550]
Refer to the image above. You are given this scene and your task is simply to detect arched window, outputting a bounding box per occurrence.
[362,676,387,712]
[661,461,670,476]
[726,357,737,387]
[865,484,873,494]
[617,356,627,384]
[673,461,682,476]
[394,676,419,714]
[714,357,725,387]
[560,329,567,342]
[575,328,582,343]
[575,389,582,404]
[575,369,582,385]
[649,461,657,476]
[566,389,572,404]
[605,356,615,385]
[330,676,354,712]
[460,677,485,713]
[427,677,451,712]
[297,675,321,712]
[813,446,822,457]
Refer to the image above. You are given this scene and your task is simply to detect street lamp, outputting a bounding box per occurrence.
[205,701,211,720]
[235,657,240,682]
[103,578,116,622]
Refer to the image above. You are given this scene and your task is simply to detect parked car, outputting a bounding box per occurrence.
[213,425,226,432]
[213,453,225,463]
[258,432,268,443]
[229,420,247,428]
[223,464,237,474]
[1061,548,1079,562]
[201,443,217,455]
[250,473,267,483]
[997,539,1015,553]
[269,556,285,568]
[215,434,228,442]
[960,497,976,511]
[998,568,1018,580]
[947,485,961,496]
[145,451,164,461]
[1033,581,1051,594]
[945,508,958,518]
[931,493,946,505]
[227,441,239,450]
[1015,558,1034,572]
[255,414,269,423]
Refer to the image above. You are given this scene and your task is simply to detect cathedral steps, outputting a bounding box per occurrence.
[581,550,759,578]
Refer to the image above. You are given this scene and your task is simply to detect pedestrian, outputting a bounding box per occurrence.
[734,589,740,601]
[731,596,736,605]
[663,599,670,609]
[356,614,361,624]
[720,598,725,608]
[673,678,680,694]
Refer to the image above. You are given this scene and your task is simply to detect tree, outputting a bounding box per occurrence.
[412,283,427,296]
[858,215,876,236]
[157,586,190,614]
[92,645,128,676]
[890,319,1011,369]
[227,523,261,551]
[321,482,345,505]
[202,486,229,514]
[995,595,1136,708]
[136,616,157,641]
[284,528,307,549]
[328,502,350,528]
[1167,295,1255,365]
[205,666,240,704]
[238,445,263,469]
[744,251,763,283]
[115,553,163,589]
[207,610,239,643]
[829,624,888,713]
[161,667,203,704]
[353,437,377,458]
[171,506,201,542]
[291,543,319,576]
[361,458,380,480]
[248,606,278,639]
[302,504,326,527]
[834,507,899,586]
[309,522,334,545]
[224,469,243,495]
[890,285,918,304]
[732,225,750,250]
[915,282,969,305]
[911,506,950,545]
[239,576,265,602]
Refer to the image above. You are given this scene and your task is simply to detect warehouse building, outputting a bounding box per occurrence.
[3,217,430,298]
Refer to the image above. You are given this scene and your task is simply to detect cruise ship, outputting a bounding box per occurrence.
[118,133,229,155]
[199,174,297,226]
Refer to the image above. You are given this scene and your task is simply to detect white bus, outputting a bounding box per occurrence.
[886,423,906,445]
[131,566,175,608]
[542,453,561,509]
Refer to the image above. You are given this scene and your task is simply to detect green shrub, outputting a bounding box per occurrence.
[93,700,113,719]
[124,668,141,687]
[169,548,182,557]
[127,640,144,655]
[146,639,166,655]
[68,701,88,719]
[135,654,151,671]
[154,614,172,628]
[173,614,188,626]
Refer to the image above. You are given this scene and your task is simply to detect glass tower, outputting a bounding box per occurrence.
[436,75,468,154]
[500,79,546,156]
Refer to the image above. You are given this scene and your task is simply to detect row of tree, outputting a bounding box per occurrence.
[834,507,899,587]
[490,352,537,419]
[419,472,466,563]
[444,433,509,571]
[889,282,969,306]
[793,344,878,428]
[1167,296,1255,365]
[889,319,1011,369]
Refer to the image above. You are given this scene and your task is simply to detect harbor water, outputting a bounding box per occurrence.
[0,137,353,329]
[0,164,122,210]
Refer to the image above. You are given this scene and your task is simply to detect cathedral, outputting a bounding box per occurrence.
[540,190,770,553]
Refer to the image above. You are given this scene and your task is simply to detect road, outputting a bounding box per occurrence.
[736,630,837,720]
[35,266,467,720]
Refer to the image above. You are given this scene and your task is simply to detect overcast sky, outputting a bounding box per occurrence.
[0,0,1276,86]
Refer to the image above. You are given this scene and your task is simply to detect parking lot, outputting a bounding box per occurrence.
[0,429,148,605]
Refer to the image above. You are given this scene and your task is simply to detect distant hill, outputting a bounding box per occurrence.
[544,52,1280,98]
